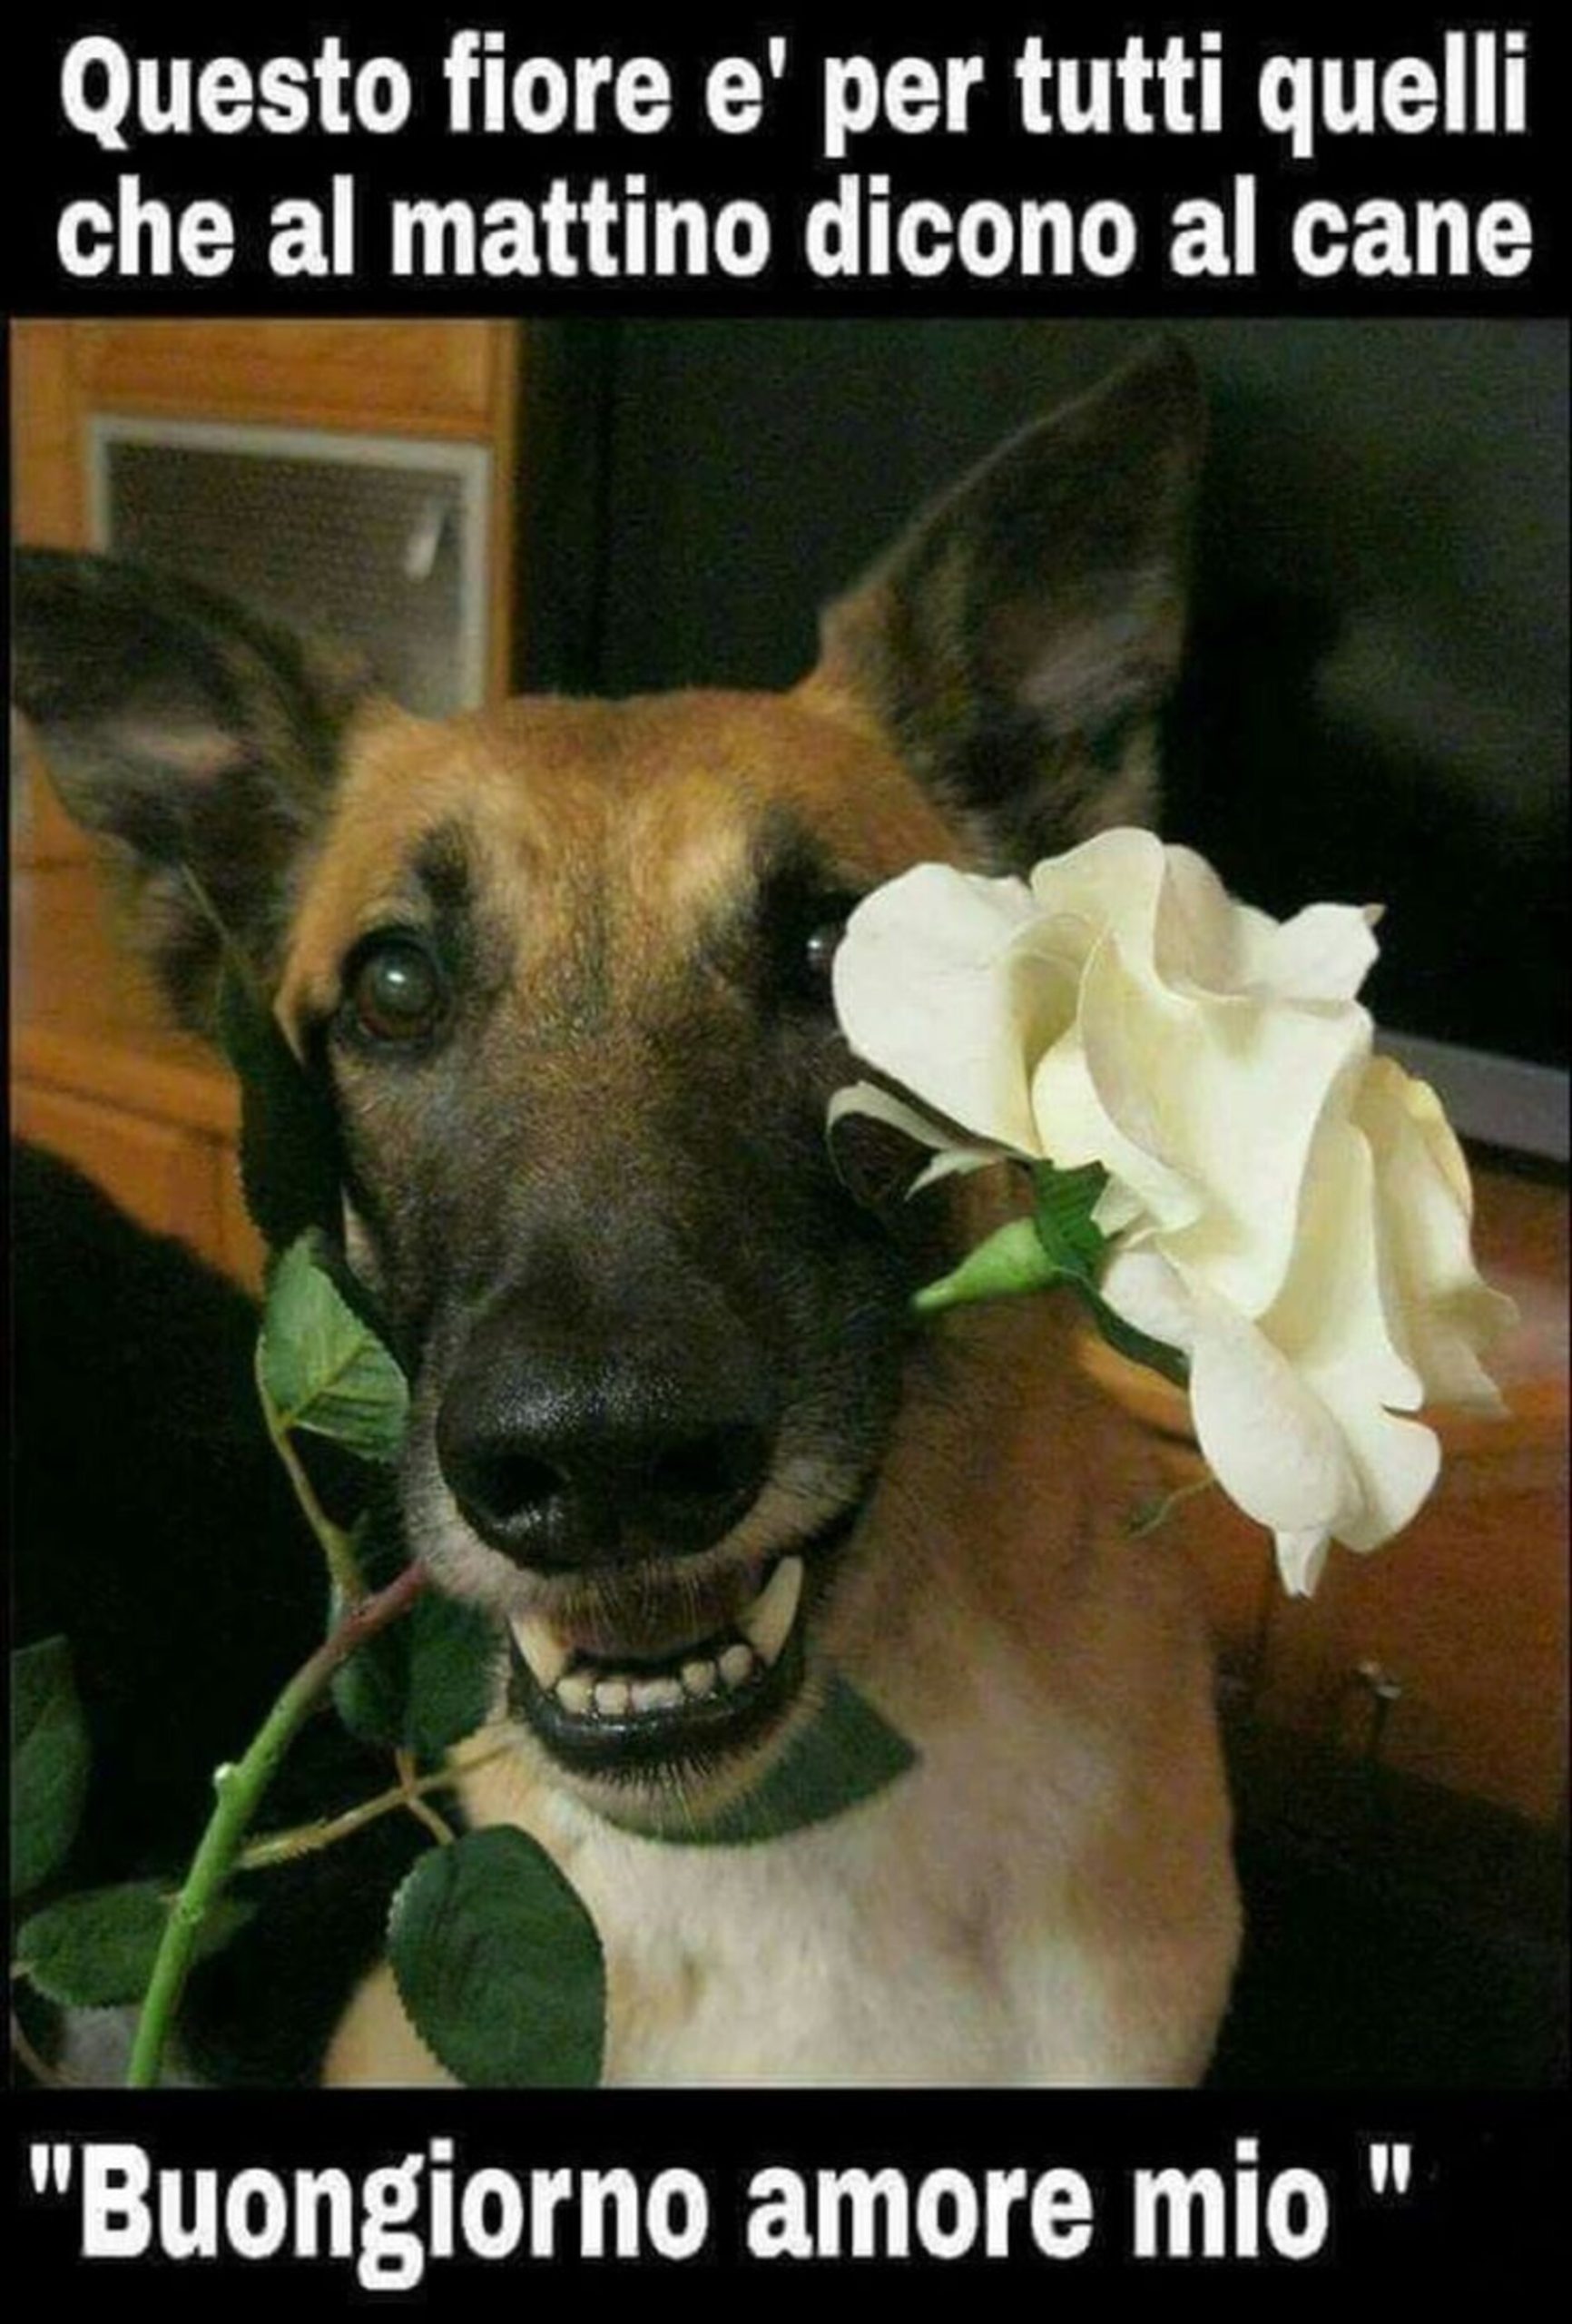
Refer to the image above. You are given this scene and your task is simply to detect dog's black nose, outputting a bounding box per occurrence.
[435,1285,777,1571]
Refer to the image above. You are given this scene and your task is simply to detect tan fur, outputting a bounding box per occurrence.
[280,688,962,1032]
[296,697,1243,2087]
[328,1292,1237,2085]
[19,359,1238,2086]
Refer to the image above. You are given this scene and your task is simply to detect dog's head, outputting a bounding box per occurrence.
[15,343,1199,1818]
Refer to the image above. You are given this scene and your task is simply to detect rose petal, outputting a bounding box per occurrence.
[1090,1177,1148,1236]
[832,863,1079,1155]
[1099,1247,1198,1356]
[1313,1406,1441,1557]
[1243,900,1382,1003]
[1029,1030,1196,1238]
[826,1080,1007,1192]
[1356,1058,1520,1406]
[1158,848,1380,1003]
[1154,845,1253,992]
[1185,1288,1361,1537]
[1265,1118,1424,1407]
[1050,928,1375,1315]
[1258,1116,1440,1553]
[1028,936,1202,1234]
[1274,1526,1332,1599]
[1027,827,1168,960]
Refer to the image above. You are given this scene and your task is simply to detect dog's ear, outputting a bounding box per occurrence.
[14,551,369,1022]
[813,340,1201,868]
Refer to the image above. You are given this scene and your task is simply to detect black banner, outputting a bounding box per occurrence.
[3,9,1567,313]
[11,2091,1567,2289]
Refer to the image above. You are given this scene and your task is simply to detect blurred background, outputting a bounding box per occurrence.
[516,319,1568,1108]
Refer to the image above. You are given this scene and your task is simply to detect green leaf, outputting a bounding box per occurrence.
[1033,1158,1190,1385]
[612,1672,919,1846]
[333,1576,499,1759]
[330,1502,411,1746]
[330,1600,410,1749]
[330,1502,498,1756]
[260,1234,409,1462]
[12,1638,91,1897]
[1071,1279,1192,1391]
[405,1595,503,1759]
[913,1162,1190,1391]
[214,946,342,1255]
[388,1829,605,2087]
[1031,1159,1112,1278]
[16,1882,253,2009]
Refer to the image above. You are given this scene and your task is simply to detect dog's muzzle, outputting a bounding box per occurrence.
[498,1482,863,1783]
[435,1272,780,1573]
[431,1265,859,1780]
[506,1549,811,1777]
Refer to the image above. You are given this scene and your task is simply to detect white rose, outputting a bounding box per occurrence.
[831,829,1518,1595]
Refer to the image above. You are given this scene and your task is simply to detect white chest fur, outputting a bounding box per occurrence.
[325,1568,1240,2090]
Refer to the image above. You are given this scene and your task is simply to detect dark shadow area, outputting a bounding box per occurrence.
[11,1145,427,2086]
[1210,1709,1567,2090]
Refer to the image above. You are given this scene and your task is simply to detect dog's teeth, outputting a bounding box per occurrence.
[738,1556,803,1669]
[718,1642,756,1689]
[541,1623,781,1719]
[631,1675,686,1715]
[512,1613,572,1691]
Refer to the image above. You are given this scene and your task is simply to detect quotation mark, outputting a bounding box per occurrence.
[29,2143,75,2197]
[1366,2142,1413,2198]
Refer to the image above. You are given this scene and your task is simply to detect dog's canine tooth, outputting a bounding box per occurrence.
[718,1642,756,1689]
[738,1555,803,1669]
[511,1613,572,1691]
[556,1670,595,1717]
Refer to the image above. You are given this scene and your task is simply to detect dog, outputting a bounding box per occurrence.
[15,340,1240,2086]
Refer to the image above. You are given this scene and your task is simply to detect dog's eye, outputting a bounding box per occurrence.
[755,871,860,1013]
[802,920,845,984]
[344,934,447,1047]
[780,899,855,1008]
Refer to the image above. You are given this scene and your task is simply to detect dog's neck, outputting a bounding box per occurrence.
[829,1295,1114,1721]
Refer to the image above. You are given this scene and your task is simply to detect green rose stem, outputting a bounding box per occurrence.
[254,1342,365,1605]
[912,1197,1191,1393]
[1125,1474,1220,1539]
[912,1219,1057,1314]
[395,1746,458,1848]
[236,1729,509,1874]
[125,1560,429,2090]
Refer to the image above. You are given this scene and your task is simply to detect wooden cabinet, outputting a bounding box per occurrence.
[11,852,265,1286]
[11,323,93,868]
[1084,1189,1569,1827]
[11,1078,233,1259]
[75,321,505,438]
[10,318,520,1291]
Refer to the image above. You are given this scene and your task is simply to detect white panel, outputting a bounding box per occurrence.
[89,417,491,714]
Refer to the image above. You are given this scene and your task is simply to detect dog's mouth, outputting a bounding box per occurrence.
[506,1504,860,1785]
